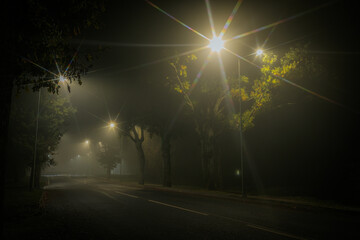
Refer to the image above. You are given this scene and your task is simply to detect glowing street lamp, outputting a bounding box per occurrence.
[208,36,224,52]
[108,122,115,129]
[85,140,89,144]
[256,49,264,56]
[59,75,67,82]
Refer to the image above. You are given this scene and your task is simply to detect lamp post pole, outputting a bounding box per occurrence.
[30,89,41,191]
[238,58,246,198]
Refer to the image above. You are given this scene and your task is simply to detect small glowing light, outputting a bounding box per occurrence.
[85,140,89,144]
[208,36,224,52]
[59,75,66,82]
[256,49,263,56]
[235,169,241,176]
[109,122,115,128]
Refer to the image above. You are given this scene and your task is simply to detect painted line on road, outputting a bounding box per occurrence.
[148,199,208,216]
[115,191,139,199]
[210,214,308,240]
[97,190,117,200]
[246,224,308,240]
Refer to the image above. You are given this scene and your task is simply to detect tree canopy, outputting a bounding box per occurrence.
[8,91,76,185]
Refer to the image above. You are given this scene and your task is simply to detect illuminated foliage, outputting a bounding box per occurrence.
[166,46,312,189]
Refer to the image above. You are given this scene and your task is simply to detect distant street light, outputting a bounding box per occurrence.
[85,140,89,144]
[59,75,67,82]
[256,49,264,56]
[109,122,115,128]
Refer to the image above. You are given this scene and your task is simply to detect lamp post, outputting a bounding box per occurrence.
[238,58,246,197]
[30,89,41,191]
[84,139,94,176]
[208,36,247,196]
[239,49,263,197]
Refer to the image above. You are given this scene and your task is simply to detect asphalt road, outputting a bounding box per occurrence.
[24,177,359,239]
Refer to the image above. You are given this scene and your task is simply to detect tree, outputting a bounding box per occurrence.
[119,121,147,185]
[166,47,313,190]
[2,0,105,193]
[144,76,190,187]
[96,142,121,179]
[116,80,157,185]
[8,91,76,188]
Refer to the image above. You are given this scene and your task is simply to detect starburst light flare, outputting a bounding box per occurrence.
[145,0,355,113]
[208,36,224,52]
[59,75,67,82]
[256,49,263,56]
[145,0,209,41]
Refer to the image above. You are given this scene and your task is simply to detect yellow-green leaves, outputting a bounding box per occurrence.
[167,54,198,97]
[179,65,187,77]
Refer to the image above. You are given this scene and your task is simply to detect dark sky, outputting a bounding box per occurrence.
[66,0,359,137]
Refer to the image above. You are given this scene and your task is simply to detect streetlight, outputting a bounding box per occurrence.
[146,0,273,196]
[256,49,264,56]
[208,34,260,198]
[237,48,264,197]
[59,75,67,82]
[237,57,245,197]
[208,36,224,52]
[108,121,116,129]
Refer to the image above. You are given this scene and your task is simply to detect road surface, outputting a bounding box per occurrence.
[12,176,360,239]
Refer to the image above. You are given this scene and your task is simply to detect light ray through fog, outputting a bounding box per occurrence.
[262,25,277,50]
[228,1,335,42]
[218,0,243,39]
[216,52,235,114]
[145,0,210,41]
[224,48,358,114]
[79,39,203,48]
[54,56,62,76]
[85,110,109,124]
[264,34,310,52]
[64,39,84,75]
[189,51,213,93]
[22,40,84,86]
[22,57,58,77]
[205,0,216,37]
[88,46,208,75]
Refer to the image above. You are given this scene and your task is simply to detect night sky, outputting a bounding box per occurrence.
[68,0,359,133]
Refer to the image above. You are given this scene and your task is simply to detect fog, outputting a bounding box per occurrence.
[5,0,359,205]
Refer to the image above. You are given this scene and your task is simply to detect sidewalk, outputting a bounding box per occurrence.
[105,178,360,213]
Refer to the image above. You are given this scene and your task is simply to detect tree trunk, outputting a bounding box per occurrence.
[216,148,223,190]
[135,142,145,185]
[29,165,35,190]
[1,83,13,198]
[106,166,111,179]
[200,128,217,190]
[34,156,41,189]
[161,134,171,187]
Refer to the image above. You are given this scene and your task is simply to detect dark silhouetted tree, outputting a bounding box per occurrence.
[96,142,121,179]
[9,91,76,188]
